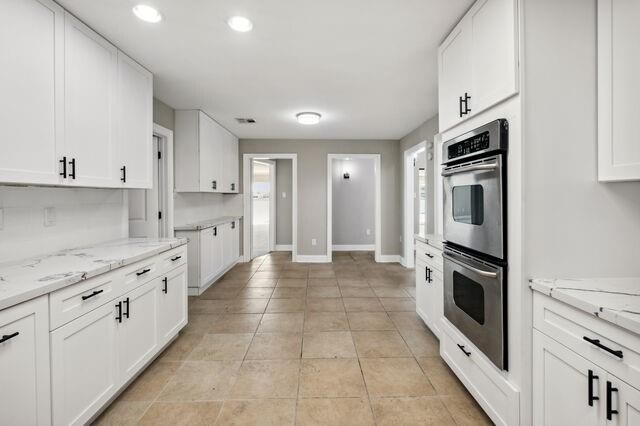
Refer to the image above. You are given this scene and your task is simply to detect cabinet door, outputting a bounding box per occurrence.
[51,301,119,426]
[232,221,240,261]
[222,222,234,268]
[469,0,518,115]
[198,112,223,192]
[118,279,159,383]
[532,330,605,426]
[199,227,214,286]
[608,376,640,426]
[0,0,64,186]
[64,12,118,187]
[116,51,153,189]
[0,296,51,426]
[438,21,472,132]
[228,133,239,193]
[213,226,224,277]
[158,266,188,344]
[598,0,640,181]
[415,260,433,327]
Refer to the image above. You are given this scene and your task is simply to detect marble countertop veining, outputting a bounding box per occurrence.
[174,216,243,231]
[0,237,187,311]
[530,277,640,336]
[414,233,445,251]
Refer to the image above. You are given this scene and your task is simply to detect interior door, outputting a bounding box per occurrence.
[251,160,275,258]
[129,136,161,237]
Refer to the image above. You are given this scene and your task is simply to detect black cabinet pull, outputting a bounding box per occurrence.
[459,96,465,117]
[123,297,130,319]
[606,381,618,420]
[425,266,429,283]
[162,277,168,294]
[457,344,471,356]
[425,253,434,259]
[213,227,217,236]
[231,183,235,191]
[115,301,123,323]
[59,156,67,178]
[81,289,104,301]
[0,332,19,344]
[68,158,76,179]
[212,180,217,190]
[120,166,126,183]
[136,268,151,277]
[231,221,235,229]
[463,92,471,115]
[171,256,182,262]
[588,369,599,406]
[583,336,623,358]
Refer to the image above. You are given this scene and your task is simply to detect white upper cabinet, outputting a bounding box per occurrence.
[598,0,640,181]
[64,12,118,187]
[175,110,239,193]
[438,0,518,132]
[116,51,153,188]
[0,0,64,186]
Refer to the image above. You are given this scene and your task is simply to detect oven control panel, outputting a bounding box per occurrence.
[447,131,490,160]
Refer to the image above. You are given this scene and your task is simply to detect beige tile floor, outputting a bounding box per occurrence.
[95,251,493,425]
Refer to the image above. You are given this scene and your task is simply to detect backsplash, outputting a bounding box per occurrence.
[0,186,128,263]
[174,193,243,226]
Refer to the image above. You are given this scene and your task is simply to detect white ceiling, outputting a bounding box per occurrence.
[58,0,472,140]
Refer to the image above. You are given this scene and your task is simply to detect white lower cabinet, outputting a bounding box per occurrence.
[0,296,51,426]
[158,266,188,344]
[415,240,443,338]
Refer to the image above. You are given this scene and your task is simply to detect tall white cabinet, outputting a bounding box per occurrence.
[438,0,518,132]
[175,110,239,193]
[0,2,153,189]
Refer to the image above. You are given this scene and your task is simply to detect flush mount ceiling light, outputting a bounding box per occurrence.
[132,4,162,23]
[296,112,322,125]
[228,16,253,32]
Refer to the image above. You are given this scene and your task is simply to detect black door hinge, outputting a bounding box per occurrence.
[158,211,162,220]
[158,151,162,159]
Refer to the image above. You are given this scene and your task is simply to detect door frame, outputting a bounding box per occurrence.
[128,123,174,238]
[403,143,426,268]
[326,154,381,263]
[250,159,277,258]
[243,153,298,262]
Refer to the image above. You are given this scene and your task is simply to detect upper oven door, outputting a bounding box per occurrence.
[442,154,504,260]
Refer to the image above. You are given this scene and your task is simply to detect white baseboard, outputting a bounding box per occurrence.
[377,254,401,263]
[275,244,293,251]
[332,244,375,251]
[296,255,330,263]
[400,257,414,269]
[188,257,241,296]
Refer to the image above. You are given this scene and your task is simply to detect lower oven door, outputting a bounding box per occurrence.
[443,247,506,370]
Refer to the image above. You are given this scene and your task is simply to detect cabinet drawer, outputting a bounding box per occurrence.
[440,319,519,426]
[157,245,187,275]
[415,241,443,272]
[533,292,640,390]
[121,256,161,289]
[49,269,123,330]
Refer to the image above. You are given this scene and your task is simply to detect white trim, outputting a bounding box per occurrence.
[377,255,401,263]
[296,255,330,263]
[400,257,414,269]
[327,154,381,263]
[332,244,375,251]
[403,143,426,269]
[154,123,175,238]
[275,244,292,251]
[243,153,298,263]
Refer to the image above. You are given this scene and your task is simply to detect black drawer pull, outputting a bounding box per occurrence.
[457,344,471,356]
[59,156,67,178]
[588,369,599,406]
[81,289,104,300]
[425,253,434,258]
[606,381,618,420]
[171,256,182,262]
[120,166,126,183]
[136,268,151,276]
[68,158,76,179]
[115,301,122,323]
[123,297,130,319]
[0,332,19,344]
[162,277,168,294]
[583,336,623,359]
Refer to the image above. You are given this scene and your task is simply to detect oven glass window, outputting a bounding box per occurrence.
[452,271,485,325]
[452,185,484,225]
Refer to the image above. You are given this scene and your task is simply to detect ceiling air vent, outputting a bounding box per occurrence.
[235,118,256,124]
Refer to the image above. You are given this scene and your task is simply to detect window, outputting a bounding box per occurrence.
[452,185,484,225]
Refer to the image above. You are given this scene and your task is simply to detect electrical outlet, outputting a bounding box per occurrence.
[282,192,287,199]
[44,207,56,227]
[0,208,4,230]
[311,238,317,246]
[366,228,371,236]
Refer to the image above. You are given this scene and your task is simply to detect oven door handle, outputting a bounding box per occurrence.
[443,252,498,278]
[441,162,498,177]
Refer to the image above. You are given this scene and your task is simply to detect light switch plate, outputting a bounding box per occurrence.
[44,207,56,227]
[311,238,317,246]
[282,192,287,199]
[366,229,371,235]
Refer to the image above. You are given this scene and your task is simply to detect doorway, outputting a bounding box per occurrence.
[326,154,381,263]
[251,159,276,258]
[403,143,426,268]
[243,153,298,262]
[128,124,174,238]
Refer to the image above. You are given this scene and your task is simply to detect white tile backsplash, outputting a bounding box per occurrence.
[0,186,128,263]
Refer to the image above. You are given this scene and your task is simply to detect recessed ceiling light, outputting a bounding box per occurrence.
[228,16,253,32]
[133,4,162,23]
[296,112,321,125]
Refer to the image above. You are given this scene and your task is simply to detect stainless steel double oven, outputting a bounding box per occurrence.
[441,119,508,370]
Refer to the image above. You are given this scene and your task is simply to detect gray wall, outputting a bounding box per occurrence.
[331,158,375,246]
[239,139,401,256]
[523,0,640,277]
[275,159,293,246]
[153,98,175,130]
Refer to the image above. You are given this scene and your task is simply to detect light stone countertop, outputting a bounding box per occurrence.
[174,216,242,232]
[0,238,187,311]
[530,277,640,336]
[414,233,445,251]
